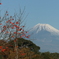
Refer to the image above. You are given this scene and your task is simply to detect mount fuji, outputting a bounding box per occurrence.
[28,23,59,53]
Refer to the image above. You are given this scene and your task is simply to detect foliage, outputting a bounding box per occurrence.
[8,47,38,59]
[0,39,40,59]
[8,38,40,53]
[41,52,51,59]
[39,52,59,59]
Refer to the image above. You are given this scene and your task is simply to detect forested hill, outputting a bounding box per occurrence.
[0,38,59,59]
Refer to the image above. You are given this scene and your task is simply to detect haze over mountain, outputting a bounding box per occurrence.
[28,23,59,53]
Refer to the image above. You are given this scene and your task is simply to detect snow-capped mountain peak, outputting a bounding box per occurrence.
[29,23,59,35]
[28,23,59,53]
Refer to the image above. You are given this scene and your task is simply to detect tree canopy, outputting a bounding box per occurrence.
[8,38,40,53]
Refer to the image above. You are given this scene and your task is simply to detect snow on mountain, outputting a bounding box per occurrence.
[27,23,59,52]
[29,23,59,35]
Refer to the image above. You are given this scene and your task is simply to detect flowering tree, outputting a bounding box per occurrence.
[0,10,30,59]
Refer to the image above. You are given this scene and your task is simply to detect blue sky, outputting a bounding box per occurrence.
[1,0,59,30]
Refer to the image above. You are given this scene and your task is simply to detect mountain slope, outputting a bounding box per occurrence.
[29,23,59,35]
[28,23,59,52]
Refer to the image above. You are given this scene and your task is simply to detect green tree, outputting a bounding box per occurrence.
[8,38,40,53]
[41,52,51,59]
